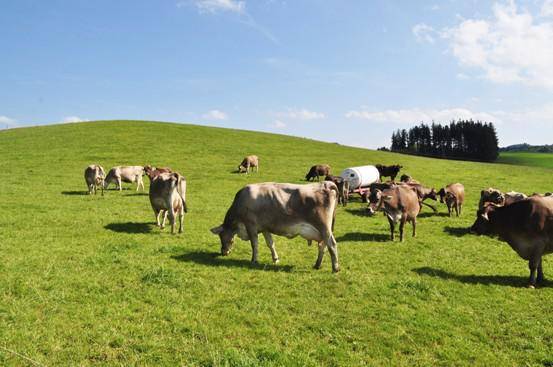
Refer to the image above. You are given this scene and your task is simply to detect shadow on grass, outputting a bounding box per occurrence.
[345,208,369,217]
[443,226,471,237]
[418,212,449,218]
[124,192,149,197]
[172,251,294,272]
[336,232,390,242]
[61,190,87,196]
[412,266,553,287]
[105,222,153,234]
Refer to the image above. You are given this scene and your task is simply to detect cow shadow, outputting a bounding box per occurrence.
[61,190,87,196]
[418,212,449,218]
[412,266,553,288]
[124,192,149,197]
[345,208,369,217]
[336,232,390,242]
[443,226,471,237]
[172,251,294,272]
[105,222,153,234]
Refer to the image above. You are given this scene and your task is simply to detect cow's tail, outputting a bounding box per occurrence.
[325,181,339,231]
[175,173,188,213]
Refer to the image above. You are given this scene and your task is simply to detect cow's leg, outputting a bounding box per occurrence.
[388,217,395,241]
[160,210,168,229]
[314,241,326,269]
[399,215,406,242]
[454,202,460,217]
[412,218,416,237]
[324,232,340,273]
[537,258,545,284]
[154,209,162,227]
[117,177,122,191]
[178,207,184,234]
[262,232,279,263]
[246,226,259,264]
[447,203,452,217]
[458,204,462,216]
[255,164,259,173]
[168,208,176,234]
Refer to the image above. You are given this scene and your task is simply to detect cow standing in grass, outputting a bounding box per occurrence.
[305,164,331,181]
[438,183,465,217]
[325,175,350,206]
[238,155,259,174]
[376,164,402,182]
[470,196,553,288]
[210,182,340,272]
[367,185,420,241]
[104,166,145,191]
[84,164,105,195]
[149,172,187,234]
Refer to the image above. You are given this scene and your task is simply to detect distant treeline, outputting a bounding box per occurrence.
[390,120,499,162]
[499,143,553,153]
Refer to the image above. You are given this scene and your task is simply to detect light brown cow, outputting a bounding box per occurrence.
[238,155,259,174]
[367,185,420,241]
[104,166,145,191]
[470,196,553,288]
[84,164,105,195]
[210,182,340,272]
[438,183,465,217]
[149,172,187,234]
[144,165,173,182]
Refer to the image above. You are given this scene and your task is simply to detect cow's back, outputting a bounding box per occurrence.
[447,183,465,203]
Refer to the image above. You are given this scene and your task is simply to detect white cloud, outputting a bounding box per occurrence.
[278,108,325,120]
[202,109,228,120]
[269,120,286,129]
[439,1,553,87]
[182,0,245,14]
[61,116,88,123]
[0,115,17,127]
[345,107,500,124]
[412,23,436,43]
[541,0,553,17]
[494,103,553,124]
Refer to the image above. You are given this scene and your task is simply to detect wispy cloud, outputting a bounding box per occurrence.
[202,109,228,120]
[269,119,286,129]
[180,0,278,44]
[412,23,436,43]
[61,116,88,123]
[0,115,17,128]
[278,108,325,120]
[345,107,499,124]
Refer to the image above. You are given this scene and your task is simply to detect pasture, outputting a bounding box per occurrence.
[498,151,553,169]
[1,120,553,366]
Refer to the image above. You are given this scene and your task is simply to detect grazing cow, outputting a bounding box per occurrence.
[367,185,420,241]
[149,172,187,234]
[470,196,553,288]
[238,155,259,174]
[305,164,331,181]
[479,188,505,209]
[84,164,105,195]
[104,166,145,191]
[375,164,402,181]
[325,175,350,206]
[400,174,420,184]
[144,165,173,181]
[438,183,465,217]
[400,182,438,212]
[210,182,340,272]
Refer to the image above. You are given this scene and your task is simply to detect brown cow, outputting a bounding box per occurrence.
[305,164,331,181]
[149,172,187,234]
[375,164,402,181]
[470,196,553,288]
[400,174,420,184]
[144,165,173,181]
[238,155,259,174]
[438,183,465,217]
[210,182,340,272]
[400,182,438,212]
[325,175,350,206]
[84,164,105,195]
[479,188,505,209]
[367,185,420,241]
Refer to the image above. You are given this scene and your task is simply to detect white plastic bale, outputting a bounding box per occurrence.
[340,165,380,190]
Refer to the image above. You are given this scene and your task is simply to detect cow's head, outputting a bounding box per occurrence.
[367,189,388,216]
[470,205,495,235]
[427,188,438,201]
[210,225,235,256]
[481,188,504,206]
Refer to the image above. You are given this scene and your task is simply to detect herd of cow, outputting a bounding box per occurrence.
[84,157,553,288]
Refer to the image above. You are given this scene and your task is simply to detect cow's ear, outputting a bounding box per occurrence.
[383,195,393,201]
[210,225,224,234]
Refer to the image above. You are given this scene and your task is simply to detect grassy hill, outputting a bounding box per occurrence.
[1,120,553,366]
[498,151,553,169]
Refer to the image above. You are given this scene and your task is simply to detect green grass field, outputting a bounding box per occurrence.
[1,120,553,366]
[498,151,553,169]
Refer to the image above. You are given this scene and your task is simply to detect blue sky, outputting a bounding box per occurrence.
[2,0,553,148]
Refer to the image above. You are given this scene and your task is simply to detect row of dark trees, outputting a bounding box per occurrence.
[390,120,499,162]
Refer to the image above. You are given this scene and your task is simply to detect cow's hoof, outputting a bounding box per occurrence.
[527,284,536,289]
[332,266,341,273]
[273,258,280,264]
[313,264,322,270]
